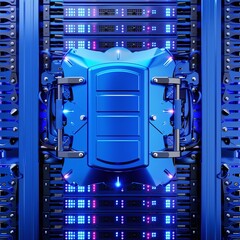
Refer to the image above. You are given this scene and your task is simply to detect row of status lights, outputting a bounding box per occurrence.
[65,7,176,18]
[64,183,175,193]
[64,23,176,34]
[64,199,176,209]
[64,40,176,50]
[64,214,175,225]
[65,231,175,240]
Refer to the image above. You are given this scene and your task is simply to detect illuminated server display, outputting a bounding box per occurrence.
[0,0,237,240]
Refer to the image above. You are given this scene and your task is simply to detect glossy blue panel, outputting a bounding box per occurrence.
[89,64,148,170]
[19,0,39,239]
[97,116,140,136]
[97,95,140,112]
[96,70,140,91]
[201,0,222,239]
[97,140,140,164]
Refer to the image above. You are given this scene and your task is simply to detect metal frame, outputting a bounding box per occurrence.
[201,0,222,239]
[19,0,40,239]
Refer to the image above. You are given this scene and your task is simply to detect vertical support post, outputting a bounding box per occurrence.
[201,0,222,239]
[19,0,39,239]
[174,84,180,152]
[57,84,63,152]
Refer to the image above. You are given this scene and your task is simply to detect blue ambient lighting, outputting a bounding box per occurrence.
[165,199,170,208]
[63,109,74,114]
[65,215,76,224]
[165,8,171,17]
[165,215,171,224]
[115,176,121,187]
[165,231,171,240]
[166,24,171,33]
[165,184,171,192]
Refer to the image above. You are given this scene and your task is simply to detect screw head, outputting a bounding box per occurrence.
[222,127,228,132]
[80,115,86,121]
[151,115,157,121]
[10,108,18,116]
[79,152,84,158]
[224,78,229,84]
[224,96,229,101]
[152,152,158,158]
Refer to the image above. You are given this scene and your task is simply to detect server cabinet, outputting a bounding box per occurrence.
[0,0,236,239]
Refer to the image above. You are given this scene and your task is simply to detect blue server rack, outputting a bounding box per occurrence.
[0,0,237,239]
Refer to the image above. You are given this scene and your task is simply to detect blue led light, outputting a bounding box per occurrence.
[165,184,171,192]
[63,109,74,114]
[77,185,85,192]
[151,216,156,222]
[166,24,171,33]
[152,42,157,47]
[152,200,156,206]
[115,176,121,188]
[65,231,76,240]
[65,199,76,208]
[77,231,85,240]
[65,184,75,193]
[78,215,85,224]
[165,215,171,224]
[65,215,76,224]
[165,41,171,49]
[65,40,75,49]
[78,8,85,17]
[66,24,76,33]
[165,231,171,240]
[78,41,85,49]
[152,232,157,238]
[166,8,171,17]
[66,8,76,17]
[78,25,85,33]
[78,199,85,208]
[152,9,157,14]
[165,199,170,208]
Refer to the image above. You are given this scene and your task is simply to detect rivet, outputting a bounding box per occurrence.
[224,96,229,101]
[224,78,229,84]
[10,108,18,116]
[11,96,16,101]
[151,115,157,121]
[80,115,86,121]
[222,127,228,132]
[79,152,84,157]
